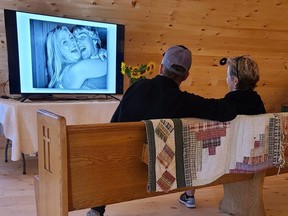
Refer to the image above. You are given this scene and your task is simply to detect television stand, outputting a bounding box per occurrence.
[104,94,120,101]
[17,94,121,102]
[18,94,54,102]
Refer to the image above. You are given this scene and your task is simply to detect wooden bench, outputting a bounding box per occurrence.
[34,109,288,216]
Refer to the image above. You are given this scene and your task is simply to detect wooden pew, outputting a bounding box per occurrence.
[34,109,288,216]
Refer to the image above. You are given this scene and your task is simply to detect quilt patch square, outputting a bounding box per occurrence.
[254,140,260,148]
[196,128,227,141]
[155,119,174,142]
[208,146,216,155]
[157,170,176,192]
[202,137,221,148]
[157,144,175,168]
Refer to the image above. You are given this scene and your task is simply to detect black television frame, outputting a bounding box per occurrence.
[4,9,125,99]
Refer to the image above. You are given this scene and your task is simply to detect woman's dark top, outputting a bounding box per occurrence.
[111,75,237,122]
[224,90,266,115]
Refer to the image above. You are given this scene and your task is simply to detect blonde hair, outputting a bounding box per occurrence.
[46,26,78,88]
[227,55,260,90]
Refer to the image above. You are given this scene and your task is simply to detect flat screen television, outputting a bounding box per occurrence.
[4,9,125,99]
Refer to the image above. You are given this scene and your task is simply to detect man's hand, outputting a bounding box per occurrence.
[98,48,108,61]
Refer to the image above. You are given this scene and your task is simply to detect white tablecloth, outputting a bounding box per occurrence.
[0,98,119,161]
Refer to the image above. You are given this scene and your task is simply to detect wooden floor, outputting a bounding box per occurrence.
[0,140,288,216]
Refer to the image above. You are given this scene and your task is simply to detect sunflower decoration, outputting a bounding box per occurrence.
[121,61,156,85]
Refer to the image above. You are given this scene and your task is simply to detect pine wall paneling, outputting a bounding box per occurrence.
[0,0,287,112]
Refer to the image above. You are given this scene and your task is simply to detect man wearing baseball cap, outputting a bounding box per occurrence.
[86,45,237,216]
[161,45,192,77]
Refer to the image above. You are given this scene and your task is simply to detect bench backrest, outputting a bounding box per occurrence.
[36,109,288,215]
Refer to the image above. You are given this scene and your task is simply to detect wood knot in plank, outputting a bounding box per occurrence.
[131,0,137,7]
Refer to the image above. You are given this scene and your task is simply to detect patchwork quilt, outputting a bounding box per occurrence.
[144,113,288,193]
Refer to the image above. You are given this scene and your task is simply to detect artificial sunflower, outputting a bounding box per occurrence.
[145,61,156,75]
[121,61,156,85]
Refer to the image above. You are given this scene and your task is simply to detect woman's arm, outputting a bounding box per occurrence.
[62,58,107,89]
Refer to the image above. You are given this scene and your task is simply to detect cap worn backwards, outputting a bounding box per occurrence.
[162,45,192,76]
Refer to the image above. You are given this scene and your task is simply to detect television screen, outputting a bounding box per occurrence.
[4,9,124,97]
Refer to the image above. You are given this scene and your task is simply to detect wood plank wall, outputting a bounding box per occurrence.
[0,0,287,112]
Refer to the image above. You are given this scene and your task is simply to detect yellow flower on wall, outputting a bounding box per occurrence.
[121,61,156,85]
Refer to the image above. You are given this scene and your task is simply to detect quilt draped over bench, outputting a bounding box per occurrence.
[144,113,288,193]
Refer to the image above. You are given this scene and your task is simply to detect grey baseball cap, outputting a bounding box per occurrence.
[162,45,192,76]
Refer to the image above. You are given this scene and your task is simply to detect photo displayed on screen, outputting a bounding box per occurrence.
[5,10,124,95]
[30,20,108,90]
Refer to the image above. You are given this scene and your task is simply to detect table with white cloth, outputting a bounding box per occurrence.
[0,98,119,161]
